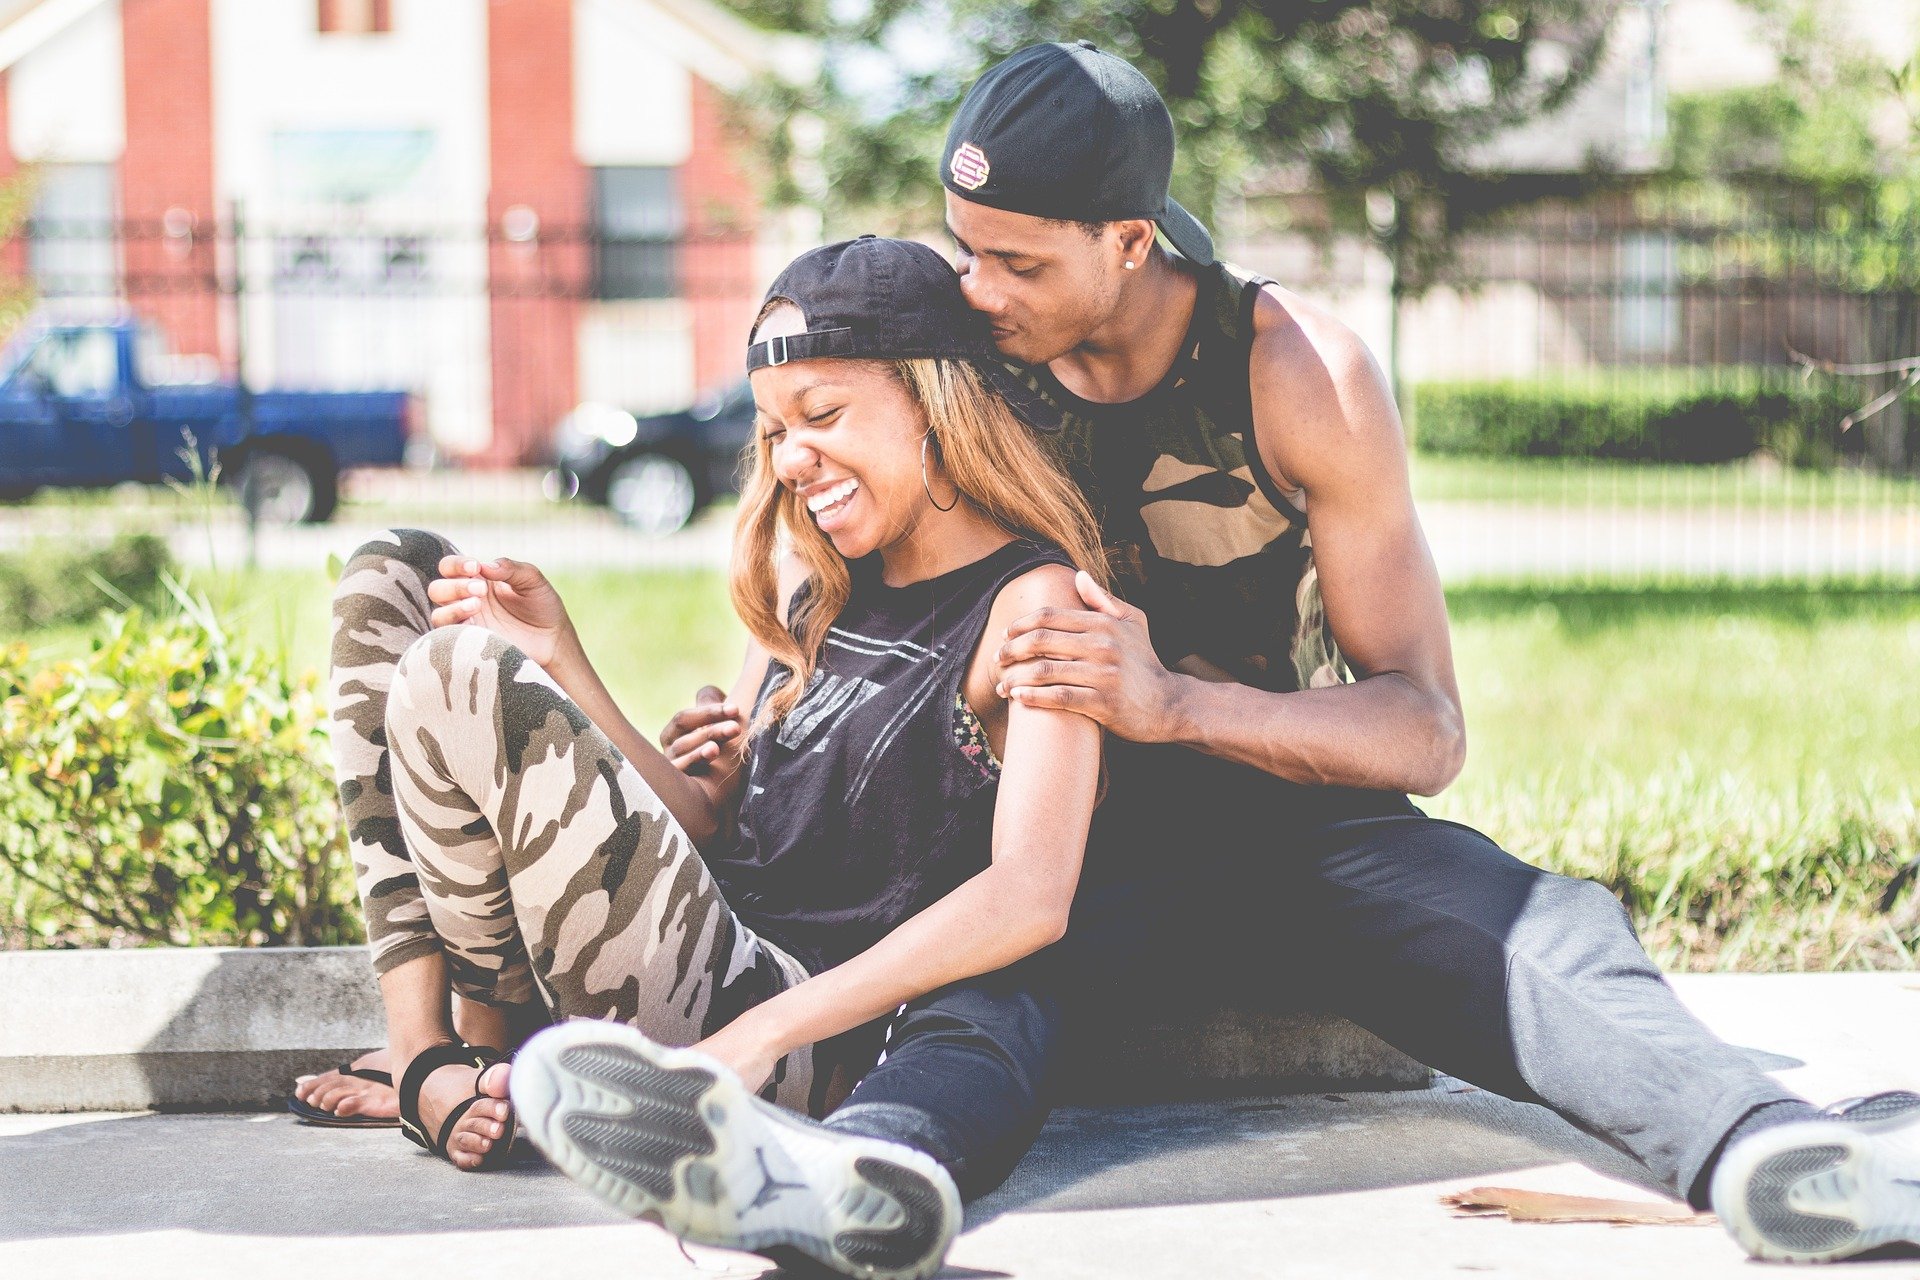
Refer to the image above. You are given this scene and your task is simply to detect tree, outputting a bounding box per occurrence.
[1665,0,1920,470]
[0,165,39,342]
[730,0,1620,287]
[727,0,1620,404]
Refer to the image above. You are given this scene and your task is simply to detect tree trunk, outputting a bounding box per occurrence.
[1866,292,1914,473]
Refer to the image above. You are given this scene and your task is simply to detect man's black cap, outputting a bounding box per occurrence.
[942,40,1214,266]
[748,236,1062,431]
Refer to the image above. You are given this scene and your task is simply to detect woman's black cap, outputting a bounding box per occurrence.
[747,235,1063,432]
[941,40,1215,266]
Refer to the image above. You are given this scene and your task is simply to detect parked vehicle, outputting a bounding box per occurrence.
[546,379,754,536]
[0,314,418,524]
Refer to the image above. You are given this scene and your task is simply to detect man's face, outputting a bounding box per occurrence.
[945,193,1124,366]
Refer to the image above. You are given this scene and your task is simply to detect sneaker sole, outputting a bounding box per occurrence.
[510,1021,960,1280]
[1714,1111,1920,1262]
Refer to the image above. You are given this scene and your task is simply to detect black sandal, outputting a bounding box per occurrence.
[398,1043,517,1170]
[287,1061,400,1129]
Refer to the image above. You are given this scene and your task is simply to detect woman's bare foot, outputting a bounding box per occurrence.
[403,1053,514,1171]
[293,1048,398,1120]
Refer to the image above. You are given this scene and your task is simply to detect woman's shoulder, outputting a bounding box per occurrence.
[983,558,1083,632]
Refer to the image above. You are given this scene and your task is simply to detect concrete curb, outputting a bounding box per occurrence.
[0,946,1427,1112]
[0,947,383,1112]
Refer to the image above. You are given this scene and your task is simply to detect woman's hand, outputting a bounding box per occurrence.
[428,555,573,669]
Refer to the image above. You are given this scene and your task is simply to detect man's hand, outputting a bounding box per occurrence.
[994,571,1188,743]
[660,685,743,775]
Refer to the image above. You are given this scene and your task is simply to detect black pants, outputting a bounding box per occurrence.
[828,746,1798,1208]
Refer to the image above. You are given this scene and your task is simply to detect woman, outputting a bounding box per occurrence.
[313,238,1106,1278]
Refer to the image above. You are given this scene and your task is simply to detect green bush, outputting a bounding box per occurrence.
[0,533,172,630]
[0,586,359,948]
[1409,370,1907,468]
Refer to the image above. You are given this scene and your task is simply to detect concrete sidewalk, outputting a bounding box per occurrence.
[131,499,1917,577]
[5,974,1920,1280]
[8,491,1908,578]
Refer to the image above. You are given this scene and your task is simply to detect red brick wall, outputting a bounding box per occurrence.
[486,0,587,465]
[0,72,26,287]
[121,0,221,362]
[683,77,760,394]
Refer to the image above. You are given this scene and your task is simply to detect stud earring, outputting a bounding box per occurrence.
[1124,260,1137,270]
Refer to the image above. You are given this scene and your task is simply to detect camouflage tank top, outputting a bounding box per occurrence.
[1022,260,1347,694]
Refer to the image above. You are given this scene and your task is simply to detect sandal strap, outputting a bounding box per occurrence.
[340,1064,394,1088]
[397,1043,507,1154]
[434,1092,488,1159]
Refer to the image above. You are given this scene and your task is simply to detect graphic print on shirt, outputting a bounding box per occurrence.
[774,672,883,752]
[771,625,941,758]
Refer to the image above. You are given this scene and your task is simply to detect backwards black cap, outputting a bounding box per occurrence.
[748,235,1062,431]
[942,40,1214,267]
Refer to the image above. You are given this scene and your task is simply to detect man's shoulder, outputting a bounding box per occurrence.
[1240,276,1380,394]
[1237,275,1402,487]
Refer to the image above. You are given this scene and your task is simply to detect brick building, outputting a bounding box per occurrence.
[0,0,818,462]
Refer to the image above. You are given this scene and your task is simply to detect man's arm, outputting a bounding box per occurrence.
[995,287,1465,797]
[1184,288,1465,794]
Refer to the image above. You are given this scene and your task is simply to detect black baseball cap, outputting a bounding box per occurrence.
[942,40,1215,266]
[748,235,1062,431]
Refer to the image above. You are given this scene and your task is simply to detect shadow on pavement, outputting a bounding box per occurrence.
[967,1036,1804,1229]
[0,943,1807,1245]
[2,1081,1677,1243]
[965,1082,1673,1229]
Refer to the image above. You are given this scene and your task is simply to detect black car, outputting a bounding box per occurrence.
[546,379,755,535]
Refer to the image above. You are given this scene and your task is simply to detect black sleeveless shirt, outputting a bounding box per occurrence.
[710,538,1072,974]
[1004,260,1418,834]
[1016,260,1347,693]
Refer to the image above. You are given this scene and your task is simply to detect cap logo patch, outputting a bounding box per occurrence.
[950,142,991,190]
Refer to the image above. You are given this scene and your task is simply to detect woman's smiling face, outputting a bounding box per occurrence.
[749,304,936,562]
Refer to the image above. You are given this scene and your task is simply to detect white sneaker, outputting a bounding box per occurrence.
[510,1020,961,1280]
[1711,1092,1920,1262]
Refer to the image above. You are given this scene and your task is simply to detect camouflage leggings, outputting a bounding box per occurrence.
[328,529,821,1112]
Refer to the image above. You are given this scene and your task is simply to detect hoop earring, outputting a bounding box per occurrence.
[921,431,959,512]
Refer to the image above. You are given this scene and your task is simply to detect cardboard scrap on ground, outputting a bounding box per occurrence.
[1442,1186,1717,1227]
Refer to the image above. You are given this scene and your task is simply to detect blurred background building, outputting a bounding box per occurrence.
[0,0,819,463]
[1233,0,1920,384]
[0,0,1916,505]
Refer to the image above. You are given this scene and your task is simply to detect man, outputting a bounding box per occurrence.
[522,40,1920,1279]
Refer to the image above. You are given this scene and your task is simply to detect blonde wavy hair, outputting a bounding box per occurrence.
[731,342,1109,731]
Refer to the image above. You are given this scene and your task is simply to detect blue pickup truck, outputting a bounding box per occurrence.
[0,316,417,523]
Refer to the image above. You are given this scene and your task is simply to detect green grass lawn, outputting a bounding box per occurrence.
[1408,453,1920,509]
[1436,583,1920,791]
[6,569,1916,970]
[1427,583,1920,971]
